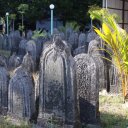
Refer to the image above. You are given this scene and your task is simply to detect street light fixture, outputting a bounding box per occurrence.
[49,4,55,35]
[6,12,9,36]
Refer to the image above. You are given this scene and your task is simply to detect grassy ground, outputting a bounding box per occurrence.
[0,93,128,128]
[0,116,31,128]
[0,49,10,58]
[100,93,128,128]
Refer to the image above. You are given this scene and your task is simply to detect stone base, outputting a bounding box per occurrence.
[37,113,74,128]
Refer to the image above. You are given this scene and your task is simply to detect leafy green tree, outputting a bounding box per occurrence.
[0,0,102,29]
[89,8,128,101]
[18,4,29,35]
[10,13,16,31]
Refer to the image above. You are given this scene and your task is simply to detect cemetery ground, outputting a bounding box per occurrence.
[0,93,128,128]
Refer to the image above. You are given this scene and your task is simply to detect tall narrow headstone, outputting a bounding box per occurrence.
[0,56,9,115]
[88,39,105,91]
[74,53,99,125]
[8,54,35,121]
[38,35,78,127]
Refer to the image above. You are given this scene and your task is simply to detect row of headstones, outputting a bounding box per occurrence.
[52,28,98,56]
[53,28,120,93]
[0,28,96,56]
[0,36,103,127]
[0,29,120,94]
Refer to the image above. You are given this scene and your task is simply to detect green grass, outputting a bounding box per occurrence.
[0,49,10,58]
[100,94,128,128]
[0,116,31,128]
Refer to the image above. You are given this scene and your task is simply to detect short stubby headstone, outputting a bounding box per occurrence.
[88,40,105,91]
[86,30,97,43]
[0,56,9,115]
[8,65,35,121]
[26,40,37,63]
[33,37,43,60]
[8,30,21,53]
[38,35,78,127]
[53,28,60,35]
[27,30,33,40]
[60,32,65,40]
[22,52,35,72]
[68,32,78,50]
[74,53,100,125]
[18,39,27,56]
[78,33,87,47]
[66,28,73,41]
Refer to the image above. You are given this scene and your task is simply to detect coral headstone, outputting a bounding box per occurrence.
[74,53,99,125]
[38,36,78,127]
[8,53,35,121]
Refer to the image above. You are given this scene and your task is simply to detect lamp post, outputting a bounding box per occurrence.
[6,12,9,36]
[49,4,55,35]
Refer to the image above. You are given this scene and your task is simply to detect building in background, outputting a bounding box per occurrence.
[102,0,128,32]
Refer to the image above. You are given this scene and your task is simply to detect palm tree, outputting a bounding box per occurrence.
[89,8,128,101]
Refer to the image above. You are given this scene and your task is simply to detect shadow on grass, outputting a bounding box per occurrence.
[100,112,128,128]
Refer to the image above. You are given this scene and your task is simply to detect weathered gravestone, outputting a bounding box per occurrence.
[60,32,65,40]
[8,30,21,53]
[68,32,78,50]
[0,55,9,115]
[18,39,27,56]
[38,35,78,127]
[86,30,97,43]
[8,53,35,121]
[78,33,87,47]
[42,41,52,51]
[8,52,21,70]
[26,40,37,70]
[74,53,100,125]
[33,37,44,60]
[27,30,33,40]
[53,28,60,35]
[66,28,73,41]
[88,39,105,91]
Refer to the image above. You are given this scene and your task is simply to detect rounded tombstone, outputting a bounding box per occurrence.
[26,30,33,40]
[8,63,35,121]
[9,30,21,53]
[78,33,87,47]
[38,35,78,127]
[60,32,65,40]
[53,28,60,35]
[68,32,78,51]
[74,53,100,125]
[66,27,73,41]
[33,37,44,60]
[86,30,97,43]
[26,40,37,63]
[22,52,35,72]
[18,39,27,56]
